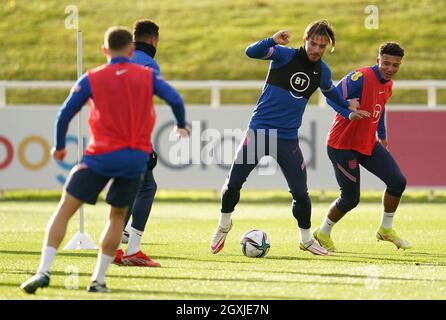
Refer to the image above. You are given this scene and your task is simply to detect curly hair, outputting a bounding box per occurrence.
[379,42,405,58]
[303,20,336,52]
[133,19,159,41]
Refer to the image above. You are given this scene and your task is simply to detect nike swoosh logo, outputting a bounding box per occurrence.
[211,239,224,251]
[379,91,385,94]
[313,72,319,74]
[116,69,127,76]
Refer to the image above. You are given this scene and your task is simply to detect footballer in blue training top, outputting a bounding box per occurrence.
[114,19,190,268]
[210,20,360,256]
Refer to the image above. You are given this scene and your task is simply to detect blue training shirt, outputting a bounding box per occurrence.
[55,56,185,178]
[131,46,186,128]
[246,37,351,139]
[326,64,387,139]
[132,49,160,72]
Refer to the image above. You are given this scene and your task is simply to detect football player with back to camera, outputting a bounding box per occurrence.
[20,26,188,294]
[114,19,190,268]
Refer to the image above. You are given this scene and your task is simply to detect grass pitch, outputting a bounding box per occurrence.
[1,200,446,300]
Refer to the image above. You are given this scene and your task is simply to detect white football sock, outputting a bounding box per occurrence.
[380,211,395,230]
[299,228,312,244]
[125,227,143,256]
[37,246,57,276]
[219,212,232,229]
[320,216,337,236]
[124,220,132,234]
[91,253,114,285]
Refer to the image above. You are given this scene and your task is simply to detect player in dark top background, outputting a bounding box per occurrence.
[20,26,187,294]
[210,20,361,256]
[314,42,411,252]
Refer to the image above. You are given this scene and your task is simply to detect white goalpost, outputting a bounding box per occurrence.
[64,30,98,250]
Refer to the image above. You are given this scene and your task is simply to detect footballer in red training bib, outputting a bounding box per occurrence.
[327,67,392,155]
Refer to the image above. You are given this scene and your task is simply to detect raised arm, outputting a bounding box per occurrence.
[245,30,294,63]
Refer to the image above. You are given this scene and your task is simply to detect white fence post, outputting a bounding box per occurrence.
[210,83,221,108]
[0,82,6,108]
[427,86,437,108]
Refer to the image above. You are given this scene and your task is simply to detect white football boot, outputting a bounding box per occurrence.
[210,220,233,254]
[299,238,329,256]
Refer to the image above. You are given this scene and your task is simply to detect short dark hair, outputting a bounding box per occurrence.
[104,26,132,51]
[303,20,336,51]
[133,19,159,41]
[379,42,405,58]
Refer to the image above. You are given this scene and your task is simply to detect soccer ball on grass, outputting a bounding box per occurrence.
[240,229,270,258]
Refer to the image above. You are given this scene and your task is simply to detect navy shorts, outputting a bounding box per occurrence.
[327,142,406,213]
[226,129,308,197]
[65,163,143,208]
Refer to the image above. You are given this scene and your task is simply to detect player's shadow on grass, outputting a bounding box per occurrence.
[153,254,255,264]
[6,269,362,289]
[267,253,446,266]
[105,273,365,291]
[4,249,445,267]
[328,251,446,266]
[0,249,97,258]
[395,251,446,258]
[109,287,305,299]
[3,272,362,299]
[2,269,93,278]
[0,282,303,299]
[248,269,446,283]
[0,282,70,291]
[338,250,446,258]
[188,265,446,284]
[140,242,169,246]
[6,268,366,289]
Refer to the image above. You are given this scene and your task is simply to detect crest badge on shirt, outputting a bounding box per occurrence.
[348,159,358,170]
[372,104,382,124]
